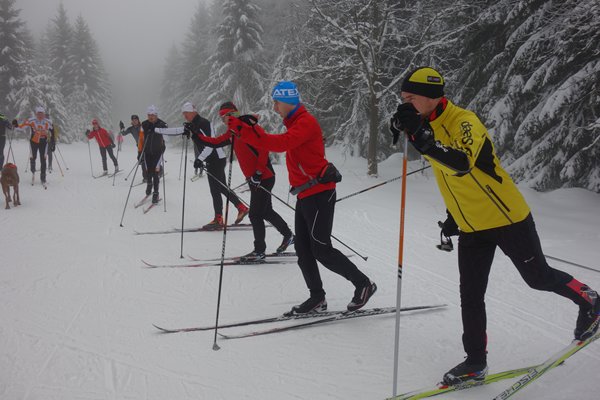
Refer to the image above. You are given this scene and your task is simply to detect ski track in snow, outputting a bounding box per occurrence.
[1,140,599,399]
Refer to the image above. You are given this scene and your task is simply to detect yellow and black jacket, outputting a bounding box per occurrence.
[424,99,530,232]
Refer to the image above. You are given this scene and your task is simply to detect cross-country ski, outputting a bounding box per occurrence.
[133,223,256,235]
[218,305,447,339]
[154,305,446,334]
[143,198,161,214]
[141,257,297,269]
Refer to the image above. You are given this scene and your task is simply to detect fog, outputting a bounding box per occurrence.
[18,0,206,126]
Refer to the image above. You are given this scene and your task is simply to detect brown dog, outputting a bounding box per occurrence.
[1,163,20,209]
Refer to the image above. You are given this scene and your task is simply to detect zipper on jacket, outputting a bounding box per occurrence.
[468,173,513,224]
[485,184,510,212]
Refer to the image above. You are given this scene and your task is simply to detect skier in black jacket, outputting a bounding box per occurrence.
[139,106,167,204]
[181,102,248,229]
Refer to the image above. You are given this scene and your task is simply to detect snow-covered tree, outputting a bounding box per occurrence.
[277,0,479,176]
[66,15,111,136]
[454,0,600,192]
[13,34,68,139]
[46,3,73,99]
[0,0,28,117]
[161,2,216,123]
[202,0,267,118]
[160,44,186,124]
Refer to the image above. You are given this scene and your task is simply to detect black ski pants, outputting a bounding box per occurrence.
[206,157,242,216]
[99,146,118,172]
[138,151,148,181]
[144,152,162,194]
[294,189,369,298]
[30,139,47,182]
[249,176,292,253]
[458,213,592,363]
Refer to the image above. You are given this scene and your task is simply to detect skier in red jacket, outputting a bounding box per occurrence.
[86,119,118,175]
[227,81,376,314]
[193,101,294,262]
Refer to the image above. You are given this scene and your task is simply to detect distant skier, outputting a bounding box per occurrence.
[13,106,53,184]
[180,102,249,229]
[390,66,600,385]
[227,81,376,314]
[139,106,167,205]
[192,101,294,261]
[0,112,13,167]
[122,115,147,182]
[86,119,118,176]
[45,112,57,172]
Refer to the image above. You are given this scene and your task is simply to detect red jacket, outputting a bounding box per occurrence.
[230,105,335,199]
[196,131,274,180]
[87,127,113,148]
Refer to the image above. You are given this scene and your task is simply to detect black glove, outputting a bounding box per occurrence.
[438,212,459,237]
[182,122,192,138]
[391,103,435,153]
[194,158,204,170]
[119,120,125,131]
[239,114,258,126]
[50,142,56,152]
[85,129,90,137]
[248,171,262,188]
[12,119,18,128]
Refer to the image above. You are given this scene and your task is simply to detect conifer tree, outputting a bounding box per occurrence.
[67,15,111,135]
[203,0,266,117]
[46,3,73,99]
[0,0,27,117]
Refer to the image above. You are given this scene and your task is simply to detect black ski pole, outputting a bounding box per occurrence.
[336,165,431,203]
[124,157,138,181]
[55,143,69,170]
[545,254,600,274]
[112,127,123,186]
[7,128,16,164]
[179,137,190,258]
[25,140,32,173]
[161,156,167,212]
[257,185,368,261]
[201,167,250,208]
[213,138,236,351]
[86,134,94,178]
[119,139,148,227]
[54,149,65,177]
[231,181,248,192]
[179,136,185,180]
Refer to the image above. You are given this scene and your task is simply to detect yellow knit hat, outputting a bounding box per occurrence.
[401,67,445,98]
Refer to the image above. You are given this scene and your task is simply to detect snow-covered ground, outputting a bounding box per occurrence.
[1,138,599,400]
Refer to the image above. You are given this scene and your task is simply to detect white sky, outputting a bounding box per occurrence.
[18,0,206,126]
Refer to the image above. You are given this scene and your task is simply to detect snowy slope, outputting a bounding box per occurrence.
[1,139,599,400]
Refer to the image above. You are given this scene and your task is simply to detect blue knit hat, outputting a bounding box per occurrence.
[272,81,300,105]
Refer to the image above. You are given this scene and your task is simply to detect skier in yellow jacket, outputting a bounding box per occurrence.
[390,66,599,385]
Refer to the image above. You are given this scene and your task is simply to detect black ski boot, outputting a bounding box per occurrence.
[276,234,295,254]
[287,295,327,315]
[240,250,266,263]
[145,184,152,196]
[152,192,159,205]
[574,289,600,341]
[347,280,377,311]
[442,360,488,385]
